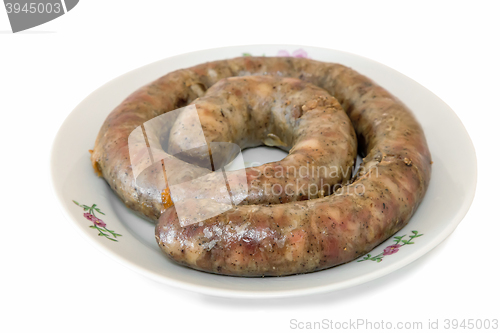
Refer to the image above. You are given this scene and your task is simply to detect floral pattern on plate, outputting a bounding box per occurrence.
[357,231,423,263]
[73,200,122,242]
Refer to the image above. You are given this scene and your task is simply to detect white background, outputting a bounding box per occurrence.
[1,1,498,332]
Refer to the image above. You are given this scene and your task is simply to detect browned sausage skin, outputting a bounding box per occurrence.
[154,57,431,276]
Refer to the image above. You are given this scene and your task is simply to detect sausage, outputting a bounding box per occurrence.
[91,59,357,221]
[153,57,432,276]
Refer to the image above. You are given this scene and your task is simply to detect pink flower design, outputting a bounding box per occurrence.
[383,244,402,256]
[94,218,106,228]
[276,49,310,58]
[277,50,291,57]
[292,49,309,58]
[83,212,106,227]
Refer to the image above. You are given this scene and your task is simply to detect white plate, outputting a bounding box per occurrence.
[50,45,477,298]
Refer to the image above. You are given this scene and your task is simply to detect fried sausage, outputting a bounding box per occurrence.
[154,57,432,276]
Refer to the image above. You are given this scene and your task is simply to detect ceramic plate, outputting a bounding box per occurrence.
[50,45,477,298]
